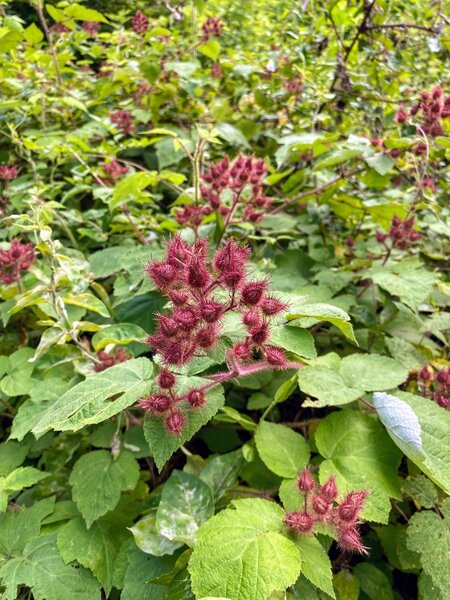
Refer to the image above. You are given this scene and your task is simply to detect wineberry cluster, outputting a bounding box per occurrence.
[131,11,149,34]
[376,215,421,250]
[201,17,223,41]
[94,348,130,372]
[101,159,129,184]
[416,175,436,193]
[82,21,100,37]
[176,155,272,229]
[418,365,450,410]
[146,236,287,366]
[0,239,35,285]
[110,111,134,136]
[396,85,450,137]
[0,164,19,184]
[138,368,208,435]
[139,236,292,435]
[284,468,369,554]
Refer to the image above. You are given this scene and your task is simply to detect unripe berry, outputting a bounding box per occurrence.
[241,280,268,305]
[284,511,315,534]
[165,411,185,435]
[265,346,287,367]
[320,475,338,502]
[297,468,315,493]
[138,393,172,414]
[157,369,176,389]
[187,389,206,408]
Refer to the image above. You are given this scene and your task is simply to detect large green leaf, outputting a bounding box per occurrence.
[69,450,139,527]
[144,383,225,471]
[199,449,243,501]
[121,544,178,600]
[286,303,356,342]
[129,514,183,557]
[32,358,154,435]
[406,500,450,600]
[270,325,317,359]
[255,421,310,478]
[0,498,55,556]
[91,323,147,350]
[0,467,49,512]
[0,534,101,600]
[188,498,301,600]
[295,536,335,598]
[385,392,450,495]
[57,515,129,594]
[315,410,402,522]
[156,470,214,546]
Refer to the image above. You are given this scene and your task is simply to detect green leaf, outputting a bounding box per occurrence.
[333,570,360,600]
[353,563,393,600]
[299,364,364,407]
[270,325,317,359]
[24,23,43,44]
[255,421,310,478]
[215,123,250,148]
[156,470,214,546]
[340,354,408,391]
[122,544,177,600]
[367,261,438,311]
[144,383,225,471]
[365,154,395,175]
[373,392,423,460]
[57,515,128,594]
[295,536,335,598]
[64,5,108,23]
[0,347,35,397]
[188,498,301,600]
[63,292,109,318]
[314,148,362,170]
[0,497,55,556]
[406,503,450,599]
[286,303,356,342]
[69,450,139,527]
[91,323,147,350]
[198,40,221,60]
[110,172,158,210]
[0,441,28,476]
[199,449,243,501]
[32,358,154,435]
[0,467,49,512]
[315,410,402,522]
[389,392,450,495]
[129,514,183,556]
[0,534,100,600]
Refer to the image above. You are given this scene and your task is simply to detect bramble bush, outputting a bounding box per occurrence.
[0,0,449,599]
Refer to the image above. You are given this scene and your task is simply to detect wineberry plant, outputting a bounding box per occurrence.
[0,1,449,599]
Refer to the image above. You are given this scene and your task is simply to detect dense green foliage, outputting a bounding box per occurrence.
[0,0,449,599]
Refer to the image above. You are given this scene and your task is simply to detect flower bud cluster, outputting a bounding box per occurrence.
[50,23,70,34]
[101,159,129,184]
[284,468,369,554]
[94,348,130,372]
[176,155,271,229]
[376,215,421,250]
[201,17,223,41]
[0,239,35,285]
[397,85,450,137]
[416,176,436,193]
[82,21,100,37]
[0,164,19,184]
[418,365,450,410]
[131,11,149,34]
[110,111,134,136]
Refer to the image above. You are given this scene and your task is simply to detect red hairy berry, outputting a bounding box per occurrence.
[157,369,176,389]
[243,309,262,329]
[138,393,172,414]
[146,261,177,289]
[312,494,331,516]
[200,301,224,323]
[297,468,315,493]
[187,389,206,408]
[284,511,315,534]
[173,309,198,332]
[166,236,189,266]
[233,342,253,361]
[168,290,189,306]
[337,490,368,523]
[260,296,288,316]
[320,475,338,502]
[196,326,217,349]
[265,346,287,367]
[418,366,432,382]
[241,280,268,306]
[187,261,210,288]
[337,527,369,555]
[251,322,269,344]
[165,411,185,435]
